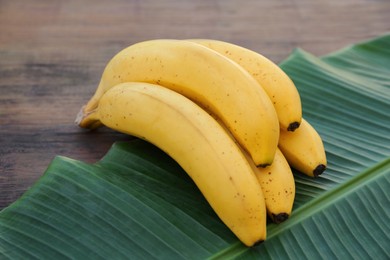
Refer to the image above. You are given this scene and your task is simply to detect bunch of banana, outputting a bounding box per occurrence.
[76,39,327,246]
[79,39,280,167]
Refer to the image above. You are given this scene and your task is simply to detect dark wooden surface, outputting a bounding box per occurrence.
[1,0,389,209]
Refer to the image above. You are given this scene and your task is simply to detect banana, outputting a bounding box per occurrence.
[187,39,302,132]
[77,82,267,246]
[219,124,295,224]
[211,117,295,224]
[278,118,327,177]
[252,149,295,223]
[77,39,279,166]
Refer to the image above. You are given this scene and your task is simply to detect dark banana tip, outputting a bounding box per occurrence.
[253,239,264,247]
[287,121,300,131]
[272,213,289,224]
[313,164,327,177]
[258,163,271,168]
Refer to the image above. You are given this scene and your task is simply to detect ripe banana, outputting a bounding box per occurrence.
[187,39,302,132]
[278,118,327,177]
[77,82,267,246]
[253,149,295,223]
[78,39,279,166]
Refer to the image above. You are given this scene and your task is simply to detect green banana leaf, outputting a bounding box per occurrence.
[1,34,390,259]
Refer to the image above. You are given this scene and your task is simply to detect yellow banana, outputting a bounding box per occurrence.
[253,148,295,223]
[278,118,327,177]
[77,39,279,166]
[187,39,302,132]
[77,82,267,246]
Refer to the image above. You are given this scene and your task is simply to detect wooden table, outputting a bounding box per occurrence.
[1,0,389,209]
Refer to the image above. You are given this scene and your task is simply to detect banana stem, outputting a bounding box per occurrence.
[75,105,102,129]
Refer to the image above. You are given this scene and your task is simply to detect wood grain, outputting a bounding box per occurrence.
[1,0,389,209]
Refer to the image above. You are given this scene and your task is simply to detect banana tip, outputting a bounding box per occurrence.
[252,239,264,247]
[313,164,326,177]
[287,121,300,132]
[271,213,289,224]
[257,162,271,168]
